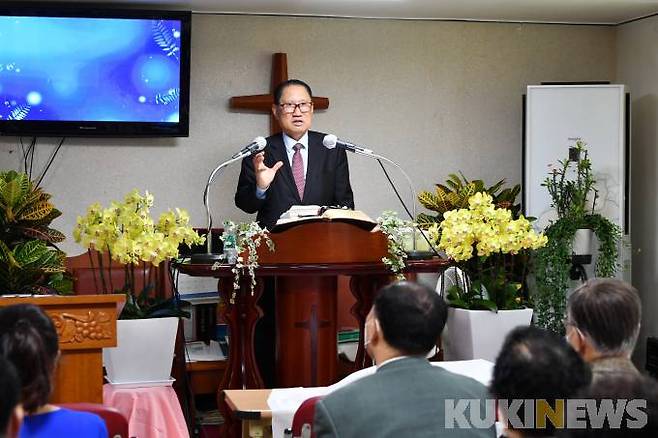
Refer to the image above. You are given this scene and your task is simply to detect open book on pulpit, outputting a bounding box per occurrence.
[272,205,378,232]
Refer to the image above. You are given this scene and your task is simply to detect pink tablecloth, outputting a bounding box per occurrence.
[103,384,189,438]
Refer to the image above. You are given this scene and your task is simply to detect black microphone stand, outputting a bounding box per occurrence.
[337,142,437,259]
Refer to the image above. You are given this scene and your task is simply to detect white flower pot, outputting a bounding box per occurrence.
[572,228,594,256]
[103,317,179,385]
[442,308,533,362]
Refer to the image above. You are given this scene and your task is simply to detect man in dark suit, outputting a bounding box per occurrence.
[234,79,354,387]
[314,282,495,438]
[235,79,354,229]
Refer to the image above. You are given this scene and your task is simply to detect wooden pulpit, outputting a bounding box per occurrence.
[179,221,448,438]
[0,294,124,403]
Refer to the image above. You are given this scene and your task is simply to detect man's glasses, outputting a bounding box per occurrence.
[279,101,313,114]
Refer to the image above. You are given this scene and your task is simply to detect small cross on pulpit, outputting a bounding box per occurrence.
[294,304,331,386]
[230,53,330,135]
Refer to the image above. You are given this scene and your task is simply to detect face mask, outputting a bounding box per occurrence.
[363,322,370,347]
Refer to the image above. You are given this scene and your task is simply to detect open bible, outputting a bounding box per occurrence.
[271,205,378,232]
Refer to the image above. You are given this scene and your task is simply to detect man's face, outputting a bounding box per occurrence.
[272,84,313,140]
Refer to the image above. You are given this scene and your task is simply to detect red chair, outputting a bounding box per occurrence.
[290,396,323,438]
[58,403,129,438]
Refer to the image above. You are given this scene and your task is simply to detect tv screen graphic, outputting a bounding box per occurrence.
[0,8,191,137]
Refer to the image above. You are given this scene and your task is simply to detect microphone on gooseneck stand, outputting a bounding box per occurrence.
[190,137,267,264]
[323,134,438,259]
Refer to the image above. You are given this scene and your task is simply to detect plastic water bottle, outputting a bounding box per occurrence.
[223,231,238,264]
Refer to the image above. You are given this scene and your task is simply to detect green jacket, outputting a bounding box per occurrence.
[314,356,496,438]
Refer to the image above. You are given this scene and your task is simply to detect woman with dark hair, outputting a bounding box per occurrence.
[0,304,107,437]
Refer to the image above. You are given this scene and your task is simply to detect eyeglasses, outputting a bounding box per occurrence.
[279,101,313,114]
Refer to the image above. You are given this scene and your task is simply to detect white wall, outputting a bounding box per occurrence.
[617,16,658,368]
[0,15,616,256]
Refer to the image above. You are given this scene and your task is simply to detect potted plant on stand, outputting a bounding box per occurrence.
[73,189,204,385]
[429,192,548,361]
[0,170,71,294]
[534,140,621,334]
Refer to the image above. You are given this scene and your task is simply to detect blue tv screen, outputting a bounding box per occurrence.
[0,6,191,137]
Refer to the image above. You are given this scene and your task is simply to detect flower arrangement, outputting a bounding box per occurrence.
[430,192,547,311]
[377,211,416,280]
[73,189,204,318]
[213,220,274,304]
[417,172,521,233]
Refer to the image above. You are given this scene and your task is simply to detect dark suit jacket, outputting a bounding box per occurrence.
[314,357,496,438]
[234,130,354,229]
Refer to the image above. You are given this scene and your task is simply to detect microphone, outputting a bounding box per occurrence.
[231,136,267,159]
[191,136,267,263]
[322,133,438,259]
[322,134,374,156]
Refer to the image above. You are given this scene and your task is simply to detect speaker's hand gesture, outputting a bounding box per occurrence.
[253,152,283,190]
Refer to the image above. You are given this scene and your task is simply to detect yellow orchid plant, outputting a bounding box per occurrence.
[73,189,204,318]
[430,192,547,311]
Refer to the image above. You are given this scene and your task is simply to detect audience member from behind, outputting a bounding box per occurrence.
[0,356,23,438]
[314,281,495,438]
[0,304,107,438]
[490,326,592,438]
[565,372,658,438]
[565,278,641,381]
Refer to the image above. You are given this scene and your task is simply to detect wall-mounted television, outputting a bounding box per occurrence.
[0,4,191,137]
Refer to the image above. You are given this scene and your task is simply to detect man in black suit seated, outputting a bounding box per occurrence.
[235,79,354,230]
[234,79,354,387]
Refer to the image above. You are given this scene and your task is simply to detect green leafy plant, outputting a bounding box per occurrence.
[431,192,547,311]
[533,140,621,333]
[73,189,205,319]
[377,211,416,280]
[213,220,274,304]
[0,170,70,294]
[417,172,520,233]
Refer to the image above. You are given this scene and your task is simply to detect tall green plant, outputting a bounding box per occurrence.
[533,141,620,333]
[0,170,69,294]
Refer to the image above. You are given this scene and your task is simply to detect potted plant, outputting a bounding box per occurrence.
[533,140,621,334]
[428,192,548,361]
[417,172,521,232]
[215,219,274,304]
[0,170,71,295]
[73,189,204,384]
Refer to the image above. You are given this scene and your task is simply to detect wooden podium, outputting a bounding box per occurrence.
[0,294,124,403]
[179,221,448,438]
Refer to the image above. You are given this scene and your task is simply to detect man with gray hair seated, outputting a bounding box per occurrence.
[565,278,642,381]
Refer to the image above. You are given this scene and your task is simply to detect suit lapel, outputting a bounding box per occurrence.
[303,132,324,202]
[270,134,301,203]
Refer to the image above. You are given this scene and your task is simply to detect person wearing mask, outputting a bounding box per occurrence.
[314,281,495,438]
[565,278,641,381]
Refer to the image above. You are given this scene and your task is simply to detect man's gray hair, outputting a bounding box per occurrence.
[567,278,641,355]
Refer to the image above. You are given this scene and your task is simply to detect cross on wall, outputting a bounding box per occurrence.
[230,53,330,135]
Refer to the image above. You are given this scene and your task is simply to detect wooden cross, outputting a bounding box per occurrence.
[294,304,331,386]
[230,53,330,135]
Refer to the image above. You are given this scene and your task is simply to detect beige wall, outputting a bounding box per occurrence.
[0,15,616,256]
[617,16,658,368]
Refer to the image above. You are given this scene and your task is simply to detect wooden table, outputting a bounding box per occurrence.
[224,389,272,438]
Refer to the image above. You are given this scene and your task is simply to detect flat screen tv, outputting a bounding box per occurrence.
[0,5,191,137]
